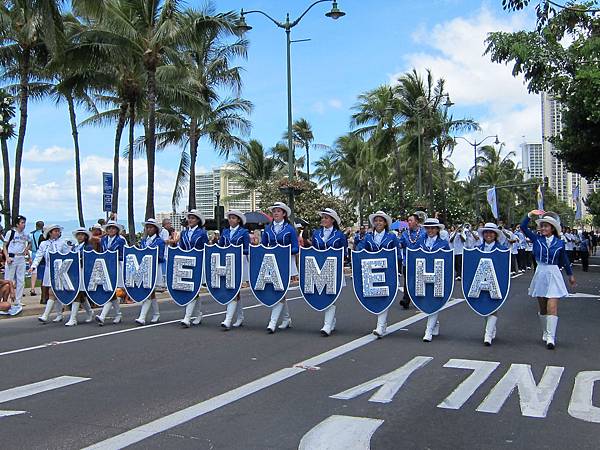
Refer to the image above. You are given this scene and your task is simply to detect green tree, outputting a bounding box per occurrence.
[0,90,15,227]
[584,191,600,227]
[313,153,338,196]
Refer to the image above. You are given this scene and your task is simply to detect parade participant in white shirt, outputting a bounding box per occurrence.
[3,215,31,307]
[95,221,127,326]
[65,228,95,326]
[521,210,576,349]
[419,218,451,342]
[218,210,250,330]
[28,220,44,296]
[135,219,165,326]
[449,224,467,280]
[312,208,348,336]
[30,225,71,323]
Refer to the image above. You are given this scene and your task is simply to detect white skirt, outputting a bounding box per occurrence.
[528,263,568,298]
[242,255,250,282]
[42,262,52,287]
[155,263,165,288]
[291,257,299,277]
[116,261,124,288]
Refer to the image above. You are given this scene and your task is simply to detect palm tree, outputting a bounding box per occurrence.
[0,0,64,219]
[0,90,15,227]
[314,153,338,196]
[288,118,325,181]
[271,142,305,176]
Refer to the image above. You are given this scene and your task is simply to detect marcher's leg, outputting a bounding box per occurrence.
[484,314,498,346]
[373,310,388,338]
[181,299,196,327]
[222,300,237,330]
[321,304,337,336]
[14,258,25,306]
[278,300,292,329]
[267,301,284,333]
[423,313,439,342]
[150,298,160,323]
[65,301,80,326]
[545,298,559,349]
[232,296,244,327]
[136,299,152,325]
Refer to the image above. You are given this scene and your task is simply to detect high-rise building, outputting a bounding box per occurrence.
[156,211,186,232]
[521,142,543,181]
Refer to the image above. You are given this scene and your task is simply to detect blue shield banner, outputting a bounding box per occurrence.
[49,251,80,306]
[462,248,511,316]
[204,244,243,305]
[122,246,158,303]
[406,248,455,315]
[299,247,344,311]
[83,250,118,306]
[249,244,291,307]
[166,246,204,306]
[351,248,398,315]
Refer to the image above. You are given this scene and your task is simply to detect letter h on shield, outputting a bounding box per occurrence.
[415,258,444,297]
[211,253,235,289]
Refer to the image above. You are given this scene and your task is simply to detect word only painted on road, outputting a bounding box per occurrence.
[48,245,512,312]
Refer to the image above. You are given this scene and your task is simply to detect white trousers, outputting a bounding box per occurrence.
[5,256,26,305]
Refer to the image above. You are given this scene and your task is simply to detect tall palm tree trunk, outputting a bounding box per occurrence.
[2,137,11,227]
[11,50,30,219]
[187,117,198,210]
[425,139,434,214]
[112,103,128,215]
[305,144,310,181]
[438,147,447,222]
[144,68,157,219]
[394,146,405,214]
[127,103,135,242]
[66,93,85,227]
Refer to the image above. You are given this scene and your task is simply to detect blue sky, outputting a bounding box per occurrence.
[8,0,540,226]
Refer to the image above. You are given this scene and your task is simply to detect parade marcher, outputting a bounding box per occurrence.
[65,227,95,326]
[219,210,250,330]
[398,212,426,309]
[312,208,348,336]
[178,210,208,327]
[521,210,576,350]
[28,220,44,296]
[90,223,103,252]
[31,225,71,323]
[449,224,467,280]
[578,232,591,272]
[358,211,400,338]
[263,202,299,333]
[3,215,31,307]
[514,226,528,272]
[95,220,127,326]
[135,219,165,325]
[354,225,367,249]
[420,218,451,342]
[476,223,508,346]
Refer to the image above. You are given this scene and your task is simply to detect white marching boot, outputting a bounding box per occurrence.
[65,301,80,327]
[52,301,64,322]
[546,315,558,350]
[484,315,498,346]
[82,300,94,323]
[221,301,237,330]
[136,299,152,325]
[278,301,292,329]
[112,298,122,324]
[372,311,388,338]
[538,313,548,343]
[267,302,284,333]
[192,304,203,326]
[232,298,244,327]
[150,298,160,323]
[95,301,112,326]
[321,305,336,337]
[39,299,56,323]
[181,300,196,328]
[423,314,439,342]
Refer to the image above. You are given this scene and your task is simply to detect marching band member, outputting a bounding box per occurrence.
[263,202,299,333]
[449,224,467,280]
[476,223,508,346]
[64,227,95,326]
[90,223,104,252]
[358,211,400,338]
[95,220,126,326]
[312,208,347,336]
[219,210,250,330]
[521,210,575,350]
[420,218,450,342]
[398,212,426,309]
[30,225,71,323]
[178,210,208,327]
[135,219,165,326]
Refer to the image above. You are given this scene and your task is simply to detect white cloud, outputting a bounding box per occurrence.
[328,98,343,109]
[312,98,344,115]
[23,145,72,162]
[394,6,541,178]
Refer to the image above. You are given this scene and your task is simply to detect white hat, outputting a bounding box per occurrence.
[225,209,247,226]
[142,218,162,234]
[319,208,342,227]
[478,222,502,241]
[536,212,562,235]
[268,202,291,218]
[43,224,63,239]
[423,218,445,230]
[91,223,103,231]
[103,220,124,233]
[368,211,392,228]
[186,209,206,226]
[72,227,92,239]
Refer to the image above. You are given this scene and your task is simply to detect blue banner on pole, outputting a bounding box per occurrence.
[102,172,113,212]
[299,247,344,311]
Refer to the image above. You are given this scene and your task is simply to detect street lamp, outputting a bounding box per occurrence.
[454,134,501,219]
[236,1,346,220]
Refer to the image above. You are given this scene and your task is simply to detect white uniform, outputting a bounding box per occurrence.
[4,229,31,305]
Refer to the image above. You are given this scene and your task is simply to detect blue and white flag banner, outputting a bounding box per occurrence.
[486,186,499,219]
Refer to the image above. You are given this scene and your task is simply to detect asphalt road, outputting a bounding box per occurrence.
[0,257,599,450]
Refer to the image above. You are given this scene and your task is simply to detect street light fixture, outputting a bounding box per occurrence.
[236,1,346,220]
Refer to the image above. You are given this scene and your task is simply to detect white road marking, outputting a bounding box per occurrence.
[0,376,90,418]
[476,364,564,418]
[568,371,600,423]
[510,273,524,279]
[0,296,303,358]
[298,415,384,450]
[330,356,433,403]
[437,359,500,410]
[82,299,465,450]
[567,293,600,299]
